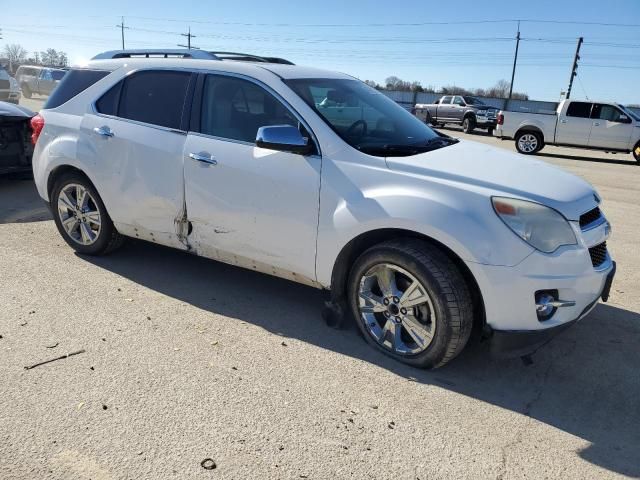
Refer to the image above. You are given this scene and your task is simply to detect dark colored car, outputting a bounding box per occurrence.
[414,95,499,134]
[0,101,35,175]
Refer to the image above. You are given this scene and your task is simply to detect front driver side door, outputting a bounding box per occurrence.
[183,73,321,285]
[588,103,634,150]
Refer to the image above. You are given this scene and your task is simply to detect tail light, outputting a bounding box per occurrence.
[30,114,45,145]
[497,113,504,125]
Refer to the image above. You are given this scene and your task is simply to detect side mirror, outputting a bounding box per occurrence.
[619,114,630,123]
[256,125,314,155]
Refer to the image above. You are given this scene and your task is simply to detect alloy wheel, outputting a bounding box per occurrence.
[57,183,102,245]
[518,134,538,153]
[357,263,436,355]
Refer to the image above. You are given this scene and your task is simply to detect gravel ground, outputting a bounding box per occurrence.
[1,122,639,479]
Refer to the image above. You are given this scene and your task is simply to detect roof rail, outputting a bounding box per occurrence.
[208,51,294,65]
[92,49,220,60]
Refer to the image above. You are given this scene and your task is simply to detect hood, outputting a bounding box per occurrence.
[0,101,35,121]
[385,139,597,220]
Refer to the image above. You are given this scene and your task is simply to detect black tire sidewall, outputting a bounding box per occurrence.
[463,117,475,133]
[633,142,640,163]
[51,172,116,255]
[347,245,462,368]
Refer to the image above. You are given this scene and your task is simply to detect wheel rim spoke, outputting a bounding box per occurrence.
[58,191,76,212]
[399,280,429,309]
[358,291,387,314]
[402,315,433,348]
[375,266,398,298]
[85,211,101,226]
[62,216,78,234]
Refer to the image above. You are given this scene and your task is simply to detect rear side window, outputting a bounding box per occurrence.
[565,102,592,118]
[44,69,110,109]
[95,81,123,116]
[118,71,191,129]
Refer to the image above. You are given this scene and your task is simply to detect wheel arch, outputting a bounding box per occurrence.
[47,164,93,200]
[515,125,545,143]
[329,228,486,335]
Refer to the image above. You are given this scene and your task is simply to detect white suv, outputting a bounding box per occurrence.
[31,52,615,368]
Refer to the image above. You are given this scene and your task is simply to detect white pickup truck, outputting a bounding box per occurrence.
[495,99,640,164]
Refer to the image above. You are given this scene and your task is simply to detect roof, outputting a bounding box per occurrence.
[82,57,353,80]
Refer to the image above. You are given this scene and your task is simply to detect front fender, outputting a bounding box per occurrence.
[316,159,534,287]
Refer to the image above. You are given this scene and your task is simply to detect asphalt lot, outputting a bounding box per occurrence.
[1,101,639,479]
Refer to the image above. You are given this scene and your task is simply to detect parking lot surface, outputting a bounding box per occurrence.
[1,115,639,479]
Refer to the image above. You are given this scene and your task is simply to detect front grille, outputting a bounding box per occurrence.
[589,242,608,268]
[580,207,601,229]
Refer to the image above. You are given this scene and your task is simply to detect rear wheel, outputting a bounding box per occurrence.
[462,116,476,134]
[515,131,543,154]
[347,239,474,369]
[633,141,640,164]
[51,172,124,255]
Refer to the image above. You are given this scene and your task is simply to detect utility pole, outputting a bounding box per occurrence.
[566,37,584,100]
[116,16,129,49]
[178,27,198,50]
[508,20,521,102]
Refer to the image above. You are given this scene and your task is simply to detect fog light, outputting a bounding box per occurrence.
[536,291,557,320]
[535,290,576,321]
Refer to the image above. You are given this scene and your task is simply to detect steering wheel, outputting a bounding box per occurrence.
[346,119,368,138]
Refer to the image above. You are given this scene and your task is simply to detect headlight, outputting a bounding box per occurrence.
[492,197,577,253]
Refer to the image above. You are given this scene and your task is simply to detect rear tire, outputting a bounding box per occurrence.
[347,239,474,369]
[51,172,124,255]
[462,116,476,134]
[515,130,543,154]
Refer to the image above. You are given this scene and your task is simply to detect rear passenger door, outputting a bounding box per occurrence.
[79,69,194,245]
[588,103,634,150]
[555,101,593,145]
[182,73,321,283]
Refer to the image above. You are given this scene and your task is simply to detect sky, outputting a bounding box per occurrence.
[1,0,639,104]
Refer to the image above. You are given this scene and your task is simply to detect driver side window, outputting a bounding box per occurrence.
[453,96,465,106]
[200,75,298,143]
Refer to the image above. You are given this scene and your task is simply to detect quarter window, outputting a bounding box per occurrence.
[565,102,592,118]
[118,71,191,129]
[200,75,298,143]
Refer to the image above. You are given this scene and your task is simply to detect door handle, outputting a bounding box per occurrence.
[560,119,568,124]
[593,122,601,126]
[93,126,114,137]
[189,152,217,166]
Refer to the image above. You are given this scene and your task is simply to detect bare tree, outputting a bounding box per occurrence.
[3,44,28,73]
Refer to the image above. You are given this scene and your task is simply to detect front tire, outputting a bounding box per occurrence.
[487,127,495,136]
[51,172,124,255]
[347,239,474,369]
[633,141,640,164]
[462,116,476,134]
[515,130,543,154]
[21,84,32,99]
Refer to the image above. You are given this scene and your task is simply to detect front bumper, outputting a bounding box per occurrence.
[475,113,498,127]
[0,90,21,103]
[490,262,616,358]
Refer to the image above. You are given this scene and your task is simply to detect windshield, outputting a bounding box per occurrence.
[285,78,446,156]
[619,104,640,121]
[463,96,485,106]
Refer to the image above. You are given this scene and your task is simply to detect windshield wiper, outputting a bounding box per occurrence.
[358,137,459,157]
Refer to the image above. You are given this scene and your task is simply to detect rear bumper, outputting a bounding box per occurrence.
[490,261,616,358]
